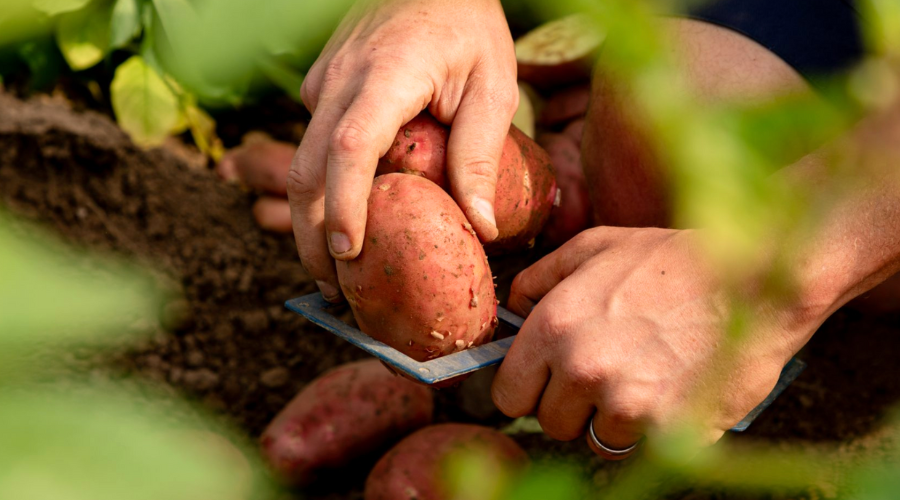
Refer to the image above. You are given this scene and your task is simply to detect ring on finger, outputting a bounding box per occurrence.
[587,419,641,459]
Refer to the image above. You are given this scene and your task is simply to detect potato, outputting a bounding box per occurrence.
[538,132,593,247]
[376,113,558,255]
[364,424,529,500]
[337,174,498,362]
[260,359,434,487]
[539,84,591,126]
[515,14,605,91]
[376,114,448,187]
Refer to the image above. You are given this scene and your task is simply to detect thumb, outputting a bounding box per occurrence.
[444,84,518,242]
[508,231,610,316]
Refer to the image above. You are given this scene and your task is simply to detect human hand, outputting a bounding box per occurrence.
[287,0,518,301]
[492,227,822,459]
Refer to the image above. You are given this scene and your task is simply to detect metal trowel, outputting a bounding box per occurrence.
[286,292,805,432]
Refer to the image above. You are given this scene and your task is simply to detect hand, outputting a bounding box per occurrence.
[491,227,821,458]
[287,0,518,301]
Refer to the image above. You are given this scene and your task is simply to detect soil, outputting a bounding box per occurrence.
[1,91,899,500]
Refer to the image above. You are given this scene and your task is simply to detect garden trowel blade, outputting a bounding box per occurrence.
[286,292,805,431]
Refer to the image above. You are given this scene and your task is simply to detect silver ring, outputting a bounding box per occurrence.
[588,420,641,456]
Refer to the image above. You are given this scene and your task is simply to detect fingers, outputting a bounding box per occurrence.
[491,315,550,417]
[535,375,594,441]
[507,231,608,316]
[323,81,429,260]
[445,80,518,242]
[286,99,349,301]
[253,197,293,233]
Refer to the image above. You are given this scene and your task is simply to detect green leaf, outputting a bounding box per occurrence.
[0,384,266,500]
[109,0,141,48]
[56,0,113,70]
[257,56,305,102]
[0,213,159,377]
[110,55,181,146]
[33,0,93,16]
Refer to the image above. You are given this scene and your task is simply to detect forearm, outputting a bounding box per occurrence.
[781,97,900,323]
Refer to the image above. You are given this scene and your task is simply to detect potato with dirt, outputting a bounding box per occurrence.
[377,112,558,254]
[364,423,529,500]
[337,174,498,361]
[260,359,434,487]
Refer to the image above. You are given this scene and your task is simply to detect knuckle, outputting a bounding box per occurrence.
[285,167,321,201]
[533,308,571,344]
[329,119,370,156]
[491,384,525,418]
[604,392,652,427]
[300,78,318,111]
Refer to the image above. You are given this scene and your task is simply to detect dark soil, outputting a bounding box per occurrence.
[1,92,899,500]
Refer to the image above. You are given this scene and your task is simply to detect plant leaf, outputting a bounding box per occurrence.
[0,213,159,377]
[257,56,305,102]
[56,0,113,70]
[110,55,180,146]
[33,0,93,16]
[184,102,224,161]
[109,0,141,48]
[0,384,266,500]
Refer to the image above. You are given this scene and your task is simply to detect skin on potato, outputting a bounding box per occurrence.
[337,174,498,362]
[376,114,449,187]
[537,132,593,248]
[377,113,558,255]
[260,359,434,487]
[364,423,529,500]
[515,14,605,91]
[538,84,591,126]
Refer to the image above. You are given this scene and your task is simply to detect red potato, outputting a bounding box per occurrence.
[538,132,593,247]
[539,84,592,126]
[515,14,605,91]
[260,359,434,487]
[337,174,498,362]
[563,117,586,148]
[364,424,529,500]
[376,113,558,255]
[376,114,449,186]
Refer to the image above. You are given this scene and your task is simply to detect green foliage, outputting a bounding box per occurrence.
[110,54,181,146]
[56,0,112,70]
[0,213,273,499]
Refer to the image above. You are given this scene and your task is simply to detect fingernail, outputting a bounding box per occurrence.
[473,197,496,228]
[330,232,351,254]
[316,280,340,301]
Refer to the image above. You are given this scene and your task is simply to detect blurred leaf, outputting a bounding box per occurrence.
[504,464,586,500]
[184,100,224,161]
[445,446,520,500]
[257,55,305,102]
[110,54,180,145]
[56,0,113,70]
[108,0,141,49]
[17,38,66,89]
[33,0,93,16]
[0,384,262,500]
[0,214,159,377]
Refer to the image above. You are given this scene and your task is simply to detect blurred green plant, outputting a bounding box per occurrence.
[0,212,273,500]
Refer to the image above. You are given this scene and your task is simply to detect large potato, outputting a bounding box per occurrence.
[337,174,498,361]
[376,113,557,255]
[515,14,604,91]
[259,360,434,487]
[364,424,529,500]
